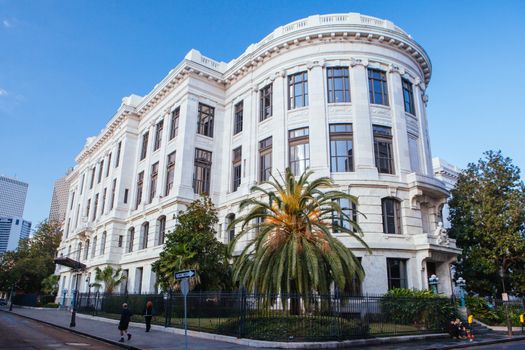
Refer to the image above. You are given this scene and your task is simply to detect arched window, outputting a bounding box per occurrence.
[226,214,235,242]
[100,231,107,255]
[127,227,135,253]
[157,216,166,245]
[382,198,402,234]
[140,222,149,249]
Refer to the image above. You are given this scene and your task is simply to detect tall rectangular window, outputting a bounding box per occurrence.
[89,167,95,189]
[373,125,395,174]
[106,153,112,177]
[193,148,212,195]
[259,137,272,182]
[101,232,106,255]
[75,204,80,228]
[80,173,85,194]
[135,171,144,209]
[327,67,350,103]
[332,198,357,233]
[288,71,308,109]
[234,101,243,135]
[86,199,91,219]
[92,193,99,221]
[329,124,354,172]
[232,147,242,192]
[140,223,149,250]
[127,228,134,253]
[197,103,214,137]
[110,179,116,210]
[70,192,75,210]
[97,160,103,183]
[387,258,408,289]
[382,198,402,234]
[101,188,107,215]
[115,141,122,167]
[140,132,149,160]
[368,68,389,106]
[288,127,310,176]
[259,83,272,121]
[165,151,176,196]
[408,135,420,173]
[158,216,166,245]
[154,120,163,151]
[402,78,415,115]
[149,162,159,203]
[169,107,180,140]
[124,189,128,204]
[91,236,97,258]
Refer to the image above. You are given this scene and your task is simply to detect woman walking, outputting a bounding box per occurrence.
[144,300,153,332]
[118,303,132,342]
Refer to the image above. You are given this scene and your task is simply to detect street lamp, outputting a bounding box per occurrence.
[456,277,466,308]
[85,276,91,310]
[70,273,81,327]
[428,274,440,294]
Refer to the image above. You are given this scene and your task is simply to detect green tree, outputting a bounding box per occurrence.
[449,151,525,296]
[152,197,231,292]
[229,169,369,300]
[41,274,60,295]
[92,266,127,295]
[0,220,62,293]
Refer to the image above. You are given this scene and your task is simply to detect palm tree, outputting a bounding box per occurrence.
[152,242,200,292]
[92,266,127,295]
[229,168,369,302]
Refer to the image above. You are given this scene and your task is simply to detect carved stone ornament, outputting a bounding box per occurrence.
[388,64,400,74]
[350,57,368,67]
[433,222,450,246]
[422,94,429,103]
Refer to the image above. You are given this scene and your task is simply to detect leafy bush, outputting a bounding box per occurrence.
[466,296,524,327]
[217,315,369,341]
[380,289,456,331]
[43,302,59,308]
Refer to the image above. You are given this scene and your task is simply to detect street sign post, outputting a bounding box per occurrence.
[175,270,194,350]
[175,269,196,280]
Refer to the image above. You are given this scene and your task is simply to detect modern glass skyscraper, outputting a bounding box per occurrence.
[0,217,31,253]
[0,175,28,218]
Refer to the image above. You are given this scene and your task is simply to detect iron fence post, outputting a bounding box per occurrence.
[239,287,246,338]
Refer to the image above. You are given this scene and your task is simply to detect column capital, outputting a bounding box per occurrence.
[388,63,405,75]
[307,59,325,70]
[350,57,368,68]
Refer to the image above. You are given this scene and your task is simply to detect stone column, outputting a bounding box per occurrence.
[413,80,433,176]
[307,61,330,178]
[174,95,198,199]
[272,72,287,174]
[388,65,412,177]
[349,59,377,176]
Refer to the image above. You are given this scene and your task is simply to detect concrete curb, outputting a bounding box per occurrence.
[424,335,525,350]
[0,309,140,350]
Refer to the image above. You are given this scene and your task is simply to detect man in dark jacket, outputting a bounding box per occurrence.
[144,300,153,332]
[118,303,132,342]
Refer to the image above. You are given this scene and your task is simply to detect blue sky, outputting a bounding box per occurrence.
[1,0,524,226]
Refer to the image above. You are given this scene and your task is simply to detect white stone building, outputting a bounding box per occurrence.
[56,13,460,299]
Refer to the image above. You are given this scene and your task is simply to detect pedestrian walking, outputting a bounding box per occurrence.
[144,300,153,332]
[118,303,132,342]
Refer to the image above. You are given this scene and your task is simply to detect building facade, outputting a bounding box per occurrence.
[0,175,28,218]
[0,217,31,253]
[49,170,72,225]
[56,13,460,299]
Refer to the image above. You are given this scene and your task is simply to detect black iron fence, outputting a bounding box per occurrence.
[74,291,454,341]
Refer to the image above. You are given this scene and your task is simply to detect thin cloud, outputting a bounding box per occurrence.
[2,19,12,28]
[0,89,7,96]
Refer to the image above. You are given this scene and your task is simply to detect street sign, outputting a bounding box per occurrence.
[175,269,196,280]
[180,278,189,296]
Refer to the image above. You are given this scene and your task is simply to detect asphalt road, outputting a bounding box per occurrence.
[0,311,121,350]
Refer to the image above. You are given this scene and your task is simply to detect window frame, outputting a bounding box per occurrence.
[135,171,144,209]
[288,127,310,176]
[165,151,176,196]
[402,78,415,115]
[154,120,163,151]
[232,146,242,192]
[259,83,273,121]
[193,148,212,195]
[234,101,243,135]
[327,67,351,103]
[140,132,149,160]
[329,123,354,172]
[149,162,159,203]
[169,107,180,140]
[373,125,395,174]
[258,137,272,182]
[368,68,389,106]
[288,71,309,109]
[382,197,402,234]
[387,258,408,289]
[197,103,215,137]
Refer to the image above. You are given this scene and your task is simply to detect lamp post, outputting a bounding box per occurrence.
[428,274,440,294]
[456,277,466,308]
[85,276,91,310]
[70,273,81,327]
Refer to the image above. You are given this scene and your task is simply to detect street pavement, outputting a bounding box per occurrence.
[2,306,525,350]
[0,311,121,350]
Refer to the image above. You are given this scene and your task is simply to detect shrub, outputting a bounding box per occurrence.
[380,289,456,331]
[44,303,59,308]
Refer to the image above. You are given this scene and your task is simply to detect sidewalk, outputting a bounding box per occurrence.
[4,306,525,349]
